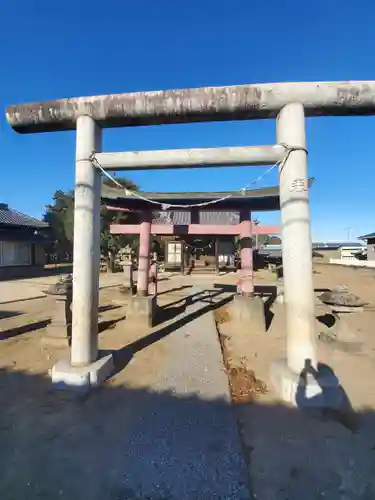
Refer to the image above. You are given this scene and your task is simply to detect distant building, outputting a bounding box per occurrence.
[259,240,366,262]
[359,232,375,261]
[312,241,364,250]
[0,203,49,279]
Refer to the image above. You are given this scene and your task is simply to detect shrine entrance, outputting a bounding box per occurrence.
[184,237,217,274]
[7,79,371,401]
[164,236,237,275]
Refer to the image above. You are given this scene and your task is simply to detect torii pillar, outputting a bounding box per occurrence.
[270,103,320,405]
[52,116,114,389]
[137,212,152,296]
[126,211,157,326]
[232,210,265,329]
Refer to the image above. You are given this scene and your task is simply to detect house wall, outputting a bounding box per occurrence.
[0,241,46,279]
[367,238,375,261]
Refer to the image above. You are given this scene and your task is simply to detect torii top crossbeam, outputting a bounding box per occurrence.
[6,81,375,133]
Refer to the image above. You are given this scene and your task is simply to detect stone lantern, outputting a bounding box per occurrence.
[119,245,134,293]
[42,274,73,347]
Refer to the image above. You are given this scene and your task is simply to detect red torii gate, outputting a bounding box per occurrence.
[109,210,279,294]
[103,186,287,296]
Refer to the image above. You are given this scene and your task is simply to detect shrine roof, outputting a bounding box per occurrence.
[101,178,315,211]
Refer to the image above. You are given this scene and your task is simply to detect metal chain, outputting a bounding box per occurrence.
[91,144,307,210]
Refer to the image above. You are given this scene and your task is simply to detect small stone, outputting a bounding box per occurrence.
[319,290,368,308]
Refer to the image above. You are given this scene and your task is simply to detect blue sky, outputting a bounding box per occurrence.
[1,0,374,241]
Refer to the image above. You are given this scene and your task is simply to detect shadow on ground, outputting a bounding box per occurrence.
[0,310,23,320]
[0,319,51,340]
[114,289,233,374]
[155,287,232,326]
[0,367,375,500]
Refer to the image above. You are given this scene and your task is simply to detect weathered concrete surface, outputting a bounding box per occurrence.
[231,295,265,332]
[95,145,285,171]
[6,81,375,133]
[51,353,114,389]
[126,295,157,327]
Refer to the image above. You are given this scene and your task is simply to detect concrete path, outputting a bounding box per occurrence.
[0,285,250,500]
[116,286,250,499]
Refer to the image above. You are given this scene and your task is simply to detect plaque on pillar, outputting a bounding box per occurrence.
[42,275,73,347]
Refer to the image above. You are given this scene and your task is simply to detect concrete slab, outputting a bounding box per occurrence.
[126,295,157,327]
[51,353,114,390]
[231,295,266,332]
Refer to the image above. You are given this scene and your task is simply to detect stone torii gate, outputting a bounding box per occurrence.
[6,80,374,401]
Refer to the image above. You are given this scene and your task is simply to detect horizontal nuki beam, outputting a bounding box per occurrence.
[110,223,280,236]
[7,81,375,133]
[94,145,284,171]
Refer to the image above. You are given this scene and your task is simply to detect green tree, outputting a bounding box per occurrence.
[44,190,75,261]
[100,177,139,271]
[44,177,139,267]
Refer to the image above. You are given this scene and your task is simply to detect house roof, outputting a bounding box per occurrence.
[102,178,315,212]
[152,210,239,225]
[359,232,375,240]
[313,241,364,249]
[0,204,48,229]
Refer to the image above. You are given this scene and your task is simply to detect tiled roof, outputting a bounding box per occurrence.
[102,179,315,212]
[0,204,49,228]
[359,232,375,240]
[313,241,364,249]
[152,211,239,225]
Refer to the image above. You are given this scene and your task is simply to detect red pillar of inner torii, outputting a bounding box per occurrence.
[137,212,152,296]
[238,210,254,297]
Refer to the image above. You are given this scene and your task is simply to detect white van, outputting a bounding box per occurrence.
[340,246,365,261]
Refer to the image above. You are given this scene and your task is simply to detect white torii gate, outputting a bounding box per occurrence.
[6,81,373,401]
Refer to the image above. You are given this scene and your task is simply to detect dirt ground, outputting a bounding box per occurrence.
[218,263,375,499]
[1,264,375,499]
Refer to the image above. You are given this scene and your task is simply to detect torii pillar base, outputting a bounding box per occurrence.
[51,352,114,391]
[126,295,157,328]
[231,294,266,333]
[270,359,346,409]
